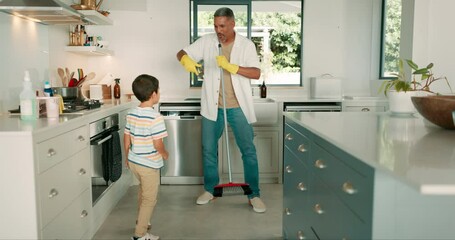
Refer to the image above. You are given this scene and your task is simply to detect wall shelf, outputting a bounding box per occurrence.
[78,10,113,25]
[65,46,114,56]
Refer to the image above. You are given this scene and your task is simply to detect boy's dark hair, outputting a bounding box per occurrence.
[132,74,159,102]
[214,7,235,20]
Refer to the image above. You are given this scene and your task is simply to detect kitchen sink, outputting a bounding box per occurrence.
[253,97,275,103]
[253,98,278,125]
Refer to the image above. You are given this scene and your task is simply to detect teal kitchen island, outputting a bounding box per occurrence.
[283,111,455,240]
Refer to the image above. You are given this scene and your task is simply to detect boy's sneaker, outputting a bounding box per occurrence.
[131,232,159,240]
[196,191,214,205]
[249,197,266,213]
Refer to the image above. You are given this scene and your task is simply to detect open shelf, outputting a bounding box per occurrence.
[65,46,114,56]
[78,10,113,25]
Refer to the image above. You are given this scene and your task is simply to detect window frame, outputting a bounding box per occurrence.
[189,0,303,87]
[379,0,402,80]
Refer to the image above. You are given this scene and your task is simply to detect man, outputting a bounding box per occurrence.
[176,7,266,213]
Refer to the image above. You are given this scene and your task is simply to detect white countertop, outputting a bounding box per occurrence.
[0,99,137,134]
[285,111,455,195]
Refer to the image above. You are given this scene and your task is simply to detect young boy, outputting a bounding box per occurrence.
[124,74,169,240]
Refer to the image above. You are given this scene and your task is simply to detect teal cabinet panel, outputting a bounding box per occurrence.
[311,143,374,222]
[284,124,312,167]
[283,118,374,240]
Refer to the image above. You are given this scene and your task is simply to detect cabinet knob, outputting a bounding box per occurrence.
[285,133,293,141]
[80,210,88,218]
[297,144,306,152]
[48,188,59,198]
[297,182,307,191]
[285,165,293,173]
[47,148,56,157]
[78,135,85,142]
[313,204,324,214]
[297,230,305,240]
[342,181,357,195]
[361,107,370,112]
[314,159,326,169]
[79,168,87,176]
[284,207,292,215]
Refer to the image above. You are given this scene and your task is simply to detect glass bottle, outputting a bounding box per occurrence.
[114,78,121,99]
[260,80,267,98]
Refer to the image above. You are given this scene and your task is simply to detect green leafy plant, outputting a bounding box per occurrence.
[379,59,452,96]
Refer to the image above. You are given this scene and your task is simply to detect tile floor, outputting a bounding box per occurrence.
[93,184,283,240]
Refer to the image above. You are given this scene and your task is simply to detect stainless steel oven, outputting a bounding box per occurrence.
[89,113,119,205]
[284,102,342,112]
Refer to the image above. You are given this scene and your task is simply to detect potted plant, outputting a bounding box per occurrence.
[379,59,452,114]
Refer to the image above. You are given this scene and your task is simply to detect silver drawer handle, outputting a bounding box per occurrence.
[47,148,56,157]
[284,208,292,215]
[314,159,326,169]
[342,182,357,195]
[80,210,88,218]
[297,182,307,191]
[297,144,306,152]
[297,230,305,240]
[285,165,292,173]
[314,204,324,214]
[78,135,85,142]
[285,133,293,141]
[361,107,370,112]
[79,168,87,175]
[48,188,59,198]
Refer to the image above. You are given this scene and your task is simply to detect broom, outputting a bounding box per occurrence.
[213,43,253,197]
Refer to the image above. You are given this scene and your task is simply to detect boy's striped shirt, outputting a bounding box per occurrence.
[124,107,168,168]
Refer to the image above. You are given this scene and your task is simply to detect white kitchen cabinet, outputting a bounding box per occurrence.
[0,124,90,239]
[342,98,389,112]
[220,127,280,183]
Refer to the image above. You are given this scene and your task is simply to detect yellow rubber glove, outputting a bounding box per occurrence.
[216,55,239,74]
[180,55,201,75]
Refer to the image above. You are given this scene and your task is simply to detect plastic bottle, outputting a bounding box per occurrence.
[20,71,38,120]
[43,81,53,97]
[260,80,267,98]
[114,78,121,99]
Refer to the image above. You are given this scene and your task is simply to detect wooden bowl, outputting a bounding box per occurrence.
[411,95,455,129]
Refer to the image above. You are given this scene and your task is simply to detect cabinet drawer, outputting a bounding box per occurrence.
[41,189,92,240]
[310,179,371,240]
[38,148,90,227]
[283,148,312,240]
[344,106,386,112]
[311,143,373,221]
[284,124,311,166]
[36,126,88,173]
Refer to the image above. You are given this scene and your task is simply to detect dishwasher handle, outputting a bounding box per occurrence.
[164,116,202,120]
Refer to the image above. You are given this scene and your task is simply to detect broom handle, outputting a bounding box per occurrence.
[219,43,233,183]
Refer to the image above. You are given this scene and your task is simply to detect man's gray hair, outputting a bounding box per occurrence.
[214,7,235,19]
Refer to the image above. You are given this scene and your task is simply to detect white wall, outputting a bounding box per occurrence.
[411,0,455,94]
[0,14,50,113]
[3,0,452,113]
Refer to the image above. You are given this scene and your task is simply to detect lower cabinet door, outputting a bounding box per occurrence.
[283,148,315,240]
[41,189,92,239]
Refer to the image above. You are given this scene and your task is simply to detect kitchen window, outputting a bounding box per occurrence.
[190,0,303,87]
[380,0,402,79]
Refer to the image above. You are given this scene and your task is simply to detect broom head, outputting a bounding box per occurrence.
[213,182,253,197]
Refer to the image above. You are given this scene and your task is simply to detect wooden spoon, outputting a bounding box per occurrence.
[57,68,65,86]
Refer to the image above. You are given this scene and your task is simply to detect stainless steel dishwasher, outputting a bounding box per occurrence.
[159,100,203,184]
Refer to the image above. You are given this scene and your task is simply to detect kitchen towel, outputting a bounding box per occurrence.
[109,131,122,182]
[101,135,112,183]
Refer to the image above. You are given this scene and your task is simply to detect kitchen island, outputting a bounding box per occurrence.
[283,111,455,239]
[0,98,138,240]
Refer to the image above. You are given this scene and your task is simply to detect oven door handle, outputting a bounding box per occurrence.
[91,135,112,145]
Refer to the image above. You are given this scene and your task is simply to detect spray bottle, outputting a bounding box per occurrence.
[20,71,38,120]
